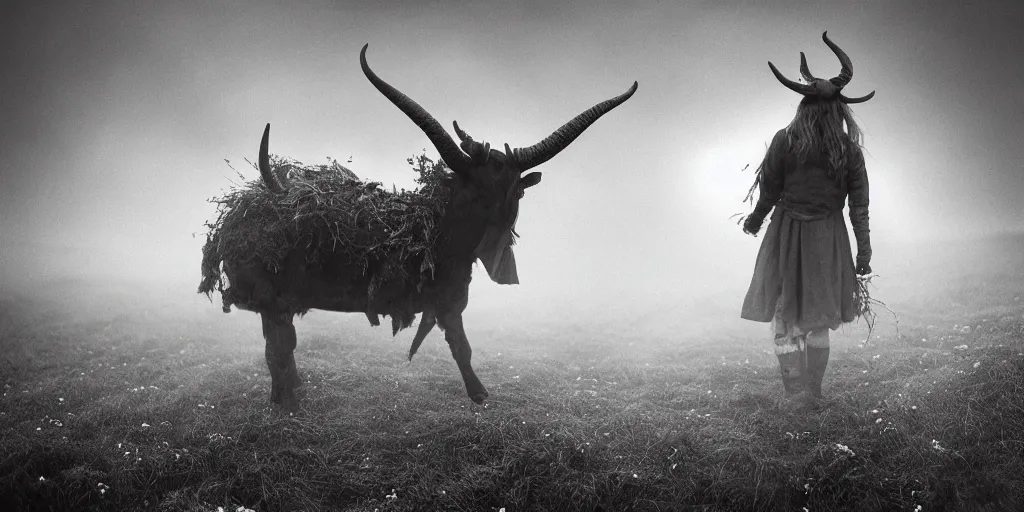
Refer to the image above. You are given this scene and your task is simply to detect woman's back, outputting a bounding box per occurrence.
[759,128,868,220]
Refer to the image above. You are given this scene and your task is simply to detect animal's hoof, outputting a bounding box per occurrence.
[469,389,489,404]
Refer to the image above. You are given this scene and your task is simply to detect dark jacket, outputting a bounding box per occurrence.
[746,129,871,268]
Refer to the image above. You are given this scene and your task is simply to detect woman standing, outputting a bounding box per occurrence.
[741,32,875,406]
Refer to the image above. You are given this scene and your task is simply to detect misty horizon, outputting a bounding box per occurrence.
[2,0,1023,336]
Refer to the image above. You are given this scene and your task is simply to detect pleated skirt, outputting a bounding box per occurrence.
[741,207,858,332]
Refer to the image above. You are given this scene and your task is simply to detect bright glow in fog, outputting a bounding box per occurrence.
[1,0,1023,340]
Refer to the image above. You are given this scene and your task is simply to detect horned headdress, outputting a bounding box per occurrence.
[768,31,875,104]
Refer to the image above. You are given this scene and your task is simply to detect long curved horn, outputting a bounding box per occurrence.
[359,44,472,174]
[839,90,875,104]
[513,81,638,172]
[822,31,853,88]
[799,52,818,82]
[769,61,816,96]
[258,123,287,193]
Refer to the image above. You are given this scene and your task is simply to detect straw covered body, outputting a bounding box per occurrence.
[198,155,450,332]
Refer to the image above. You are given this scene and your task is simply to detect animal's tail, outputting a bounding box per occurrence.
[408,311,437,361]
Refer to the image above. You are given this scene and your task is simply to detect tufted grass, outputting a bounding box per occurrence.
[2,237,1023,511]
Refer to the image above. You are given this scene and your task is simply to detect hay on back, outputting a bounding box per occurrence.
[198,153,451,319]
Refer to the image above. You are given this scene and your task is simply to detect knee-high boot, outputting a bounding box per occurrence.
[775,343,806,395]
[805,329,830,398]
[806,347,830,398]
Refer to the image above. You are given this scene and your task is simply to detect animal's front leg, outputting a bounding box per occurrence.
[439,311,488,404]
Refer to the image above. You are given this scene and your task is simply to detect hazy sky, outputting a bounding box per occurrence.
[2,0,1022,321]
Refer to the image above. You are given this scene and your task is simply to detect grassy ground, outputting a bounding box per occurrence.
[2,237,1023,511]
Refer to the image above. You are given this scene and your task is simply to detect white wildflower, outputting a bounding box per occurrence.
[973,362,981,368]
[141,423,150,428]
[931,439,947,452]
[834,443,856,457]
[875,418,882,424]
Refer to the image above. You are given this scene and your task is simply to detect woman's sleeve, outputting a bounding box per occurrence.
[743,130,786,234]
[847,147,872,271]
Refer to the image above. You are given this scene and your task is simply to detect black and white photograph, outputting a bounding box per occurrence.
[1,0,1023,510]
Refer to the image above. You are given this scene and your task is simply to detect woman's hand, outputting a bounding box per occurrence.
[856,259,872,276]
[742,216,761,237]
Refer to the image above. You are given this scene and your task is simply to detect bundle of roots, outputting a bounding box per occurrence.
[853,274,899,344]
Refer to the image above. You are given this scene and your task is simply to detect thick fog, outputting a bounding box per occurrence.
[2,0,1022,337]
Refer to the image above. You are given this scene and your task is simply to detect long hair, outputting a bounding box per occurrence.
[785,97,863,181]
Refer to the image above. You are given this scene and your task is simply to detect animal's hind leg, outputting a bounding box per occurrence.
[438,311,488,404]
[261,312,300,411]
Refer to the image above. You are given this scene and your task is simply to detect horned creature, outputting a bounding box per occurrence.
[211,45,637,410]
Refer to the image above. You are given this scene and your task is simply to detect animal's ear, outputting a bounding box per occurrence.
[521,172,542,189]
